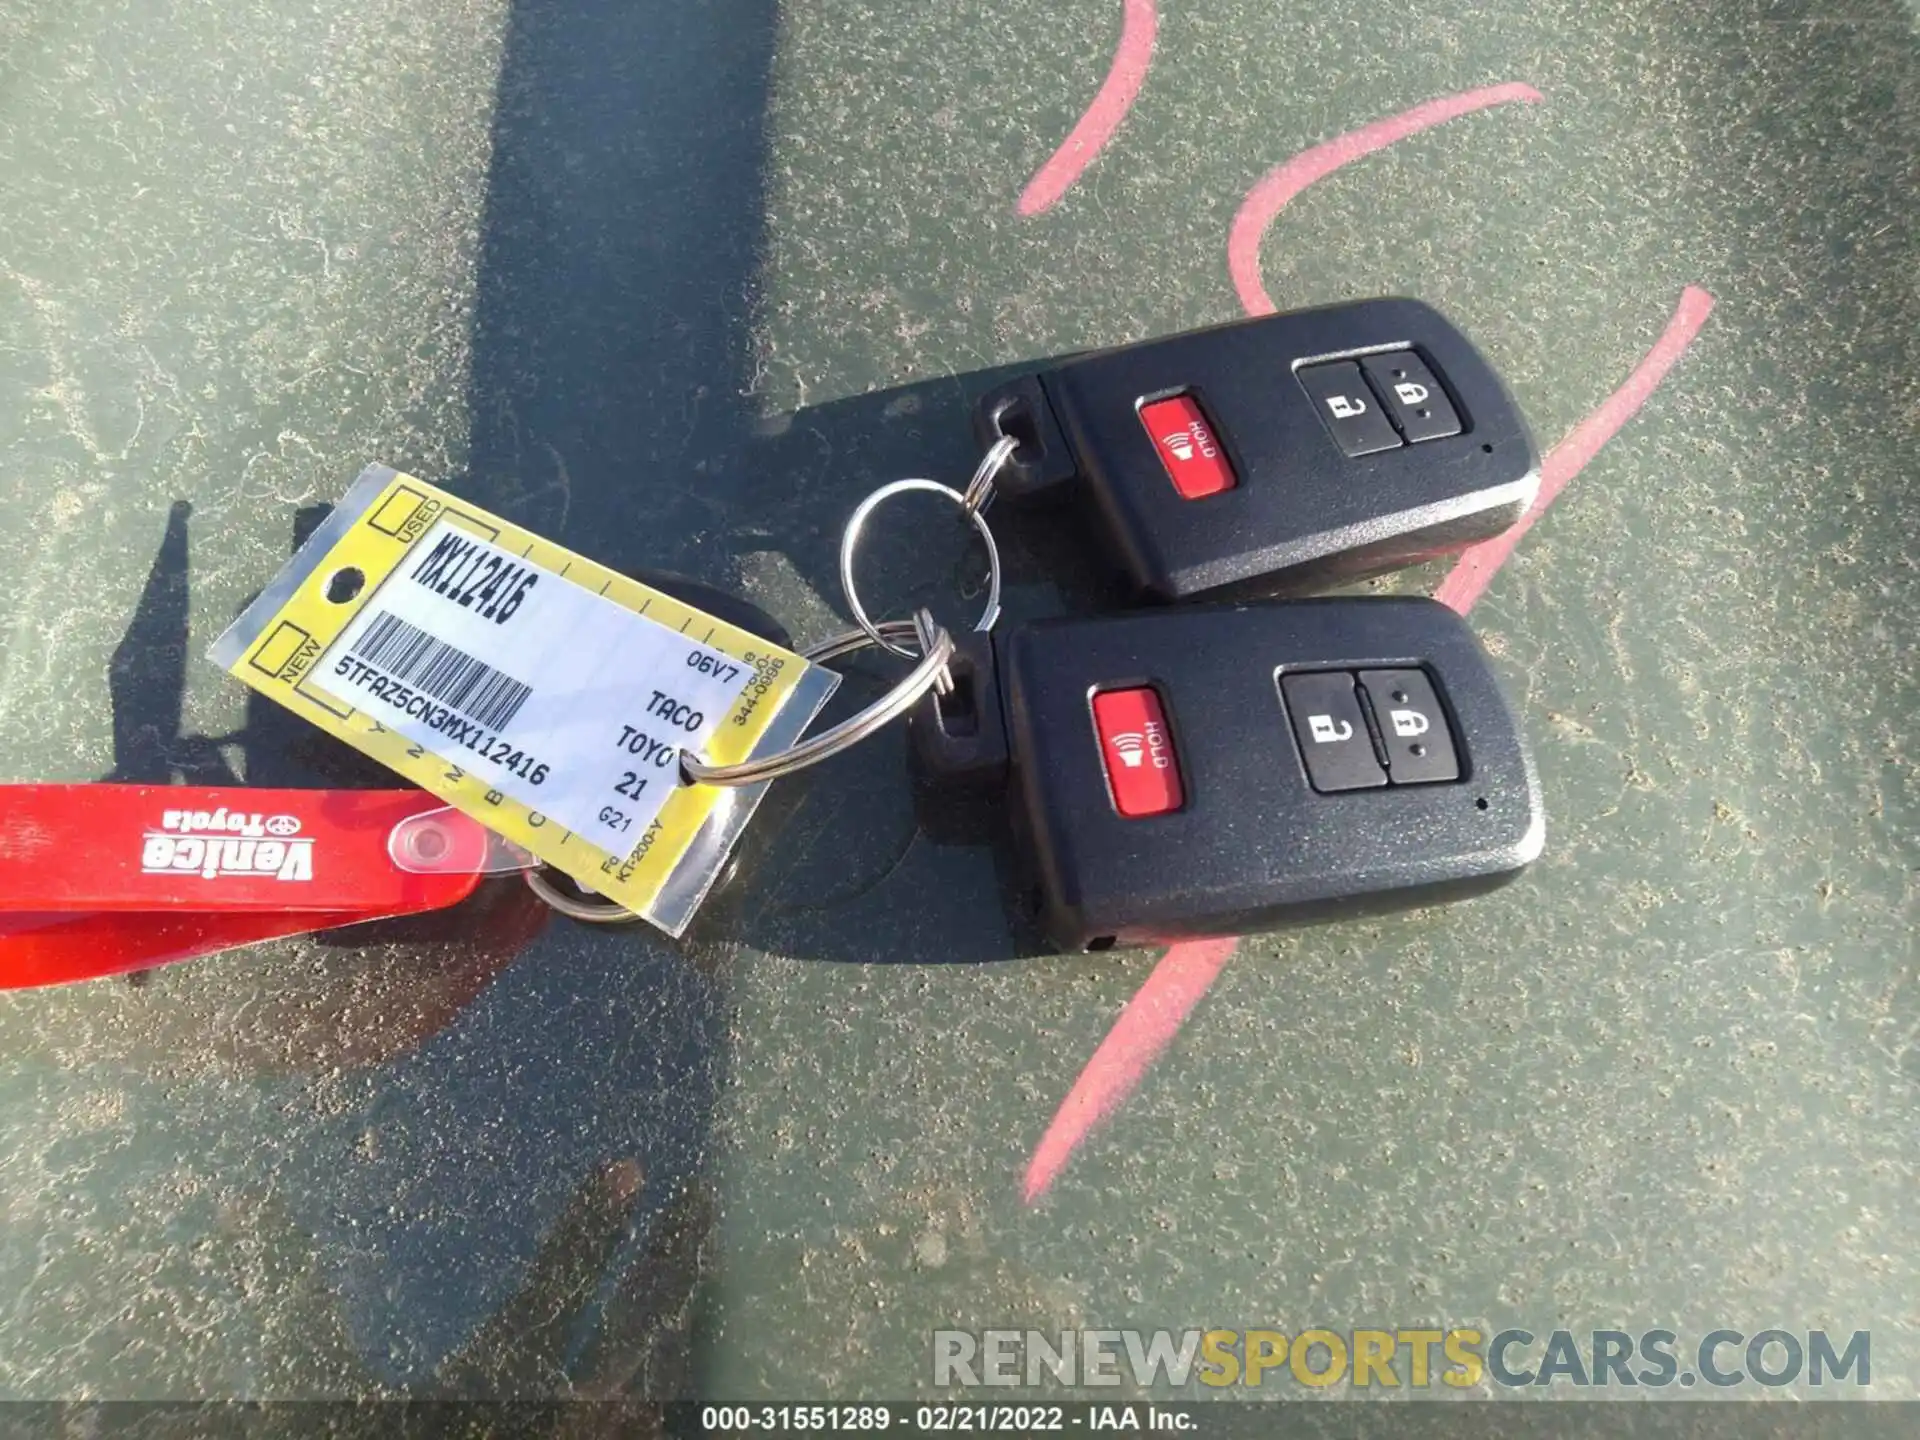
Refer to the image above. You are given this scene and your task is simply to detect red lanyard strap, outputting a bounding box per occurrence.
[0,786,493,988]
[0,785,486,913]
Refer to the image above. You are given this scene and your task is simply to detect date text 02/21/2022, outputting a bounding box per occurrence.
[696,1406,1152,1433]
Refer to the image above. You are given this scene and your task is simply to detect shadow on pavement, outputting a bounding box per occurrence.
[89,0,800,1397]
[325,0,788,1396]
[89,0,1130,1395]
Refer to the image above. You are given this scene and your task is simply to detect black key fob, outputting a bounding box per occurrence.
[910,597,1543,951]
[974,298,1540,602]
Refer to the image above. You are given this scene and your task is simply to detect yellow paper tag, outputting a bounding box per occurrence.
[210,465,836,931]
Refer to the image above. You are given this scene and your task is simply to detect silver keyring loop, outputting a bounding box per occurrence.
[799,618,926,665]
[524,866,647,923]
[526,622,952,925]
[838,479,1002,660]
[680,616,955,788]
[962,434,1019,515]
[525,619,948,921]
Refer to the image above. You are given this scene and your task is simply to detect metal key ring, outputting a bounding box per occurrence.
[525,618,951,921]
[838,479,1002,661]
[799,617,926,665]
[961,434,1019,516]
[525,865,647,924]
[679,614,955,788]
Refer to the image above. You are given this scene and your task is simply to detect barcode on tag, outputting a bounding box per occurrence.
[349,610,533,733]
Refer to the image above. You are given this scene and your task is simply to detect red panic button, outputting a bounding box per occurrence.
[1139,394,1237,499]
[1091,687,1185,817]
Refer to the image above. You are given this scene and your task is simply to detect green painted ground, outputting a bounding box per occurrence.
[0,0,1914,1401]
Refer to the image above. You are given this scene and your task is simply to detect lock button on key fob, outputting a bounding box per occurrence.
[1359,352,1462,442]
[1358,667,1459,783]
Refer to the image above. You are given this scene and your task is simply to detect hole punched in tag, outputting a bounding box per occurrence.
[326,567,365,604]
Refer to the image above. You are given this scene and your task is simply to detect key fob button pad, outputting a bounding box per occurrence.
[1137,394,1238,499]
[1090,686,1185,817]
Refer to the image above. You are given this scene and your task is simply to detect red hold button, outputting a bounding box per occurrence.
[1139,394,1237,499]
[1091,687,1184,817]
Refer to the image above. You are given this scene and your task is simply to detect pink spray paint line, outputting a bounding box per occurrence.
[1023,289,1716,1204]
[1022,937,1237,1204]
[1432,285,1717,613]
[1017,0,1159,216]
[1228,82,1545,316]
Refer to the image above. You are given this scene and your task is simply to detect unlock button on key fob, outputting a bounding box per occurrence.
[1280,671,1386,792]
[1297,360,1403,457]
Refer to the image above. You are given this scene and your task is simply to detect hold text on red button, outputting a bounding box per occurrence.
[1139,394,1237,499]
[1091,687,1184,817]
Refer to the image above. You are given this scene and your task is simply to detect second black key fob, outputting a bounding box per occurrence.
[975,298,1540,602]
[910,596,1543,952]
